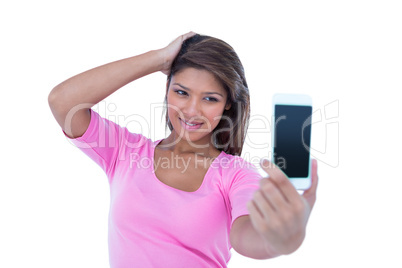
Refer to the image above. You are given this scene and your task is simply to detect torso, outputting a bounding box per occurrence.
[153,146,221,192]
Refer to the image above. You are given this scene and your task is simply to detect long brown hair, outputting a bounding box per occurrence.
[164,34,250,156]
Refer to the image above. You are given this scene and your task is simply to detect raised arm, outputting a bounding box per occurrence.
[48,32,195,138]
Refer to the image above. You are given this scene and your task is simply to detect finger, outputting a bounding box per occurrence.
[252,189,275,219]
[260,159,300,204]
[247,200,267,231]
[302,159,319,208]
[260,176,289,204]
[181,31,197,41]
[260,180,290,212]
[247,200,264,222]
[169,31,195,47]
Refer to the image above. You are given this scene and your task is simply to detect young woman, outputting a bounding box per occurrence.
[48,32,318,267]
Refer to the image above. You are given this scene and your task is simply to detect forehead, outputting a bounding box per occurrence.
[170,68,226,96]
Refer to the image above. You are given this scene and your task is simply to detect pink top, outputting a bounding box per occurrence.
[63,109,261,268]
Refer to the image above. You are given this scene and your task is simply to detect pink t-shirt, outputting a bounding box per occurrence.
[63,109,261,268]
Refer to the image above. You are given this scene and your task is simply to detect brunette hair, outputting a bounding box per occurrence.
[164,34,250,156]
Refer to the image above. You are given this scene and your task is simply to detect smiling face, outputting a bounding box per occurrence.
[166,67,231,147]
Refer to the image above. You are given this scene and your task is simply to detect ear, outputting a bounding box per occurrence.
[225,103,231,110]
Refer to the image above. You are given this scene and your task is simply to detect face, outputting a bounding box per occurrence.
[166,67,231,146]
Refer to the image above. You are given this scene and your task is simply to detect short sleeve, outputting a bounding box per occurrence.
[62,109,142,177]
[223,157,262,226]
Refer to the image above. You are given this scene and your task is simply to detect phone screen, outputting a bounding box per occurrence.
[274,104,312,178]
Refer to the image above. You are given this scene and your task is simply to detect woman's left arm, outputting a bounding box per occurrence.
[230,159,318,259]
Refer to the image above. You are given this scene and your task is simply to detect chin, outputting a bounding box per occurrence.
[172,127,212,146]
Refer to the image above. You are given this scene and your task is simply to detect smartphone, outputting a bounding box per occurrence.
[272,93,313,190]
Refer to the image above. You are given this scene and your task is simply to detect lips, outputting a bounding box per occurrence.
[179,118,203,130]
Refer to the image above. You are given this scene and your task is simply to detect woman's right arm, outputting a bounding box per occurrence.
[48,32,195,138]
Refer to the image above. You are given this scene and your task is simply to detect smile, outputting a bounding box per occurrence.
[184,121,198,126]
[179,118,203,130]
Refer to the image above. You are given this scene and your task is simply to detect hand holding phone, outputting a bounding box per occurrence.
[272,93,313,190]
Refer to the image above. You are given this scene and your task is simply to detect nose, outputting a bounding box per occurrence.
[182,97,202,119]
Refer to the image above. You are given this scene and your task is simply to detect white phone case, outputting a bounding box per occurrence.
[272,93,312,190]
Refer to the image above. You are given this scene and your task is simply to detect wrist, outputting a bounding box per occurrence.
[152,48,171,75]
[143,49,166,74]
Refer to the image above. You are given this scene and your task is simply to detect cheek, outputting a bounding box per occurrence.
[205,106,226,124]
[166,94,180,117]
[166,92,173,106]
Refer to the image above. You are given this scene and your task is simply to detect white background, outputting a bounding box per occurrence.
[1,0,401,267]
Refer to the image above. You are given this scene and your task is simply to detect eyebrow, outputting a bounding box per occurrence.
[173,83,224,97]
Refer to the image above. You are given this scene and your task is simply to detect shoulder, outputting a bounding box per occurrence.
[91,109,155,150]
[215,151,261,182]
[217,151,258,172]
[214,152,261,200]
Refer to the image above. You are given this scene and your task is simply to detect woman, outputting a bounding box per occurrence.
[48,32,318,267]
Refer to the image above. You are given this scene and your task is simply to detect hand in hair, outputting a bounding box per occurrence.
[159,31,196,75]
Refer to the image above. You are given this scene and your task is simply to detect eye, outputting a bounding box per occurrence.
[174,90,188,96]
[205,97,218,102]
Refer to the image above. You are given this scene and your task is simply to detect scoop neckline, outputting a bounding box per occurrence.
[151,139,224,193]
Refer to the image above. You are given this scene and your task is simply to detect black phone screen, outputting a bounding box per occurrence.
[274,104,312,178]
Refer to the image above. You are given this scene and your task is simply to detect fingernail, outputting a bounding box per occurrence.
[260,158,269,166]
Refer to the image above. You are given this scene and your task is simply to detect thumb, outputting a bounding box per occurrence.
[302,159,319,209]
[259,158,286,180]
